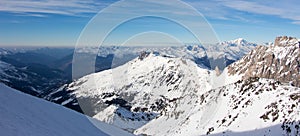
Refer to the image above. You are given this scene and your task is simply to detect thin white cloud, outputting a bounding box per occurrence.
[2,0,300,26]
[184,1,230,20]
[15,13,48,18]
[222,1,283,15]
[0,0,112,17]
[292,21,300,25]
[185,0,300,25]
[220,0,300,24]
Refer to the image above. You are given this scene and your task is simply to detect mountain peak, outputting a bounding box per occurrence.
[220,38,257,47]
[233,38,247,44]
[274,36,299,47]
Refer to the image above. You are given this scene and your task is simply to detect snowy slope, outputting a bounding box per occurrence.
[0,83,133,136]
[134,78,300,136]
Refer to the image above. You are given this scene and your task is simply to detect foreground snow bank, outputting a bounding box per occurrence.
[0,84,133,136]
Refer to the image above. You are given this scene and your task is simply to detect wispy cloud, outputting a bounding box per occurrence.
[184,1,230,20]
[185,0,300,25]
[16,13,48,18]
[1,0,300,25]
[292,21,300,25]
[221,0,300,22]
[0,0,113,17]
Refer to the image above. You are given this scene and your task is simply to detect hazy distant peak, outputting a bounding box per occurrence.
[220,38,257,47]
[232,38,247,44]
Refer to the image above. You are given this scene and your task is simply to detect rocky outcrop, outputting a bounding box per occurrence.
[215,66,221,76]
[138,51,151,60]
[228,36,300,87]
[274,36,299,47]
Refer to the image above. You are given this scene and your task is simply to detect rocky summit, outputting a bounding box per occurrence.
[228,36,300,87]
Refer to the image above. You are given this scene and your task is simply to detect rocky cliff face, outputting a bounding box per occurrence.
[228,36,300,87]
[274,36,299,47]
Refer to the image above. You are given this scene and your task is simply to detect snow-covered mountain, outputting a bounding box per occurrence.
[50,36,299,135]
[47,53,214,117]
[228,36,300,87]
[219,38,257,47]
[0,83,133,136]
[204,38,257,69]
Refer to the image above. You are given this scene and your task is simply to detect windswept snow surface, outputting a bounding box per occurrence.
[0,84,133,136]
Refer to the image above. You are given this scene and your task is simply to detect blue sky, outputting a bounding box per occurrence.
[0,0,300,47]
